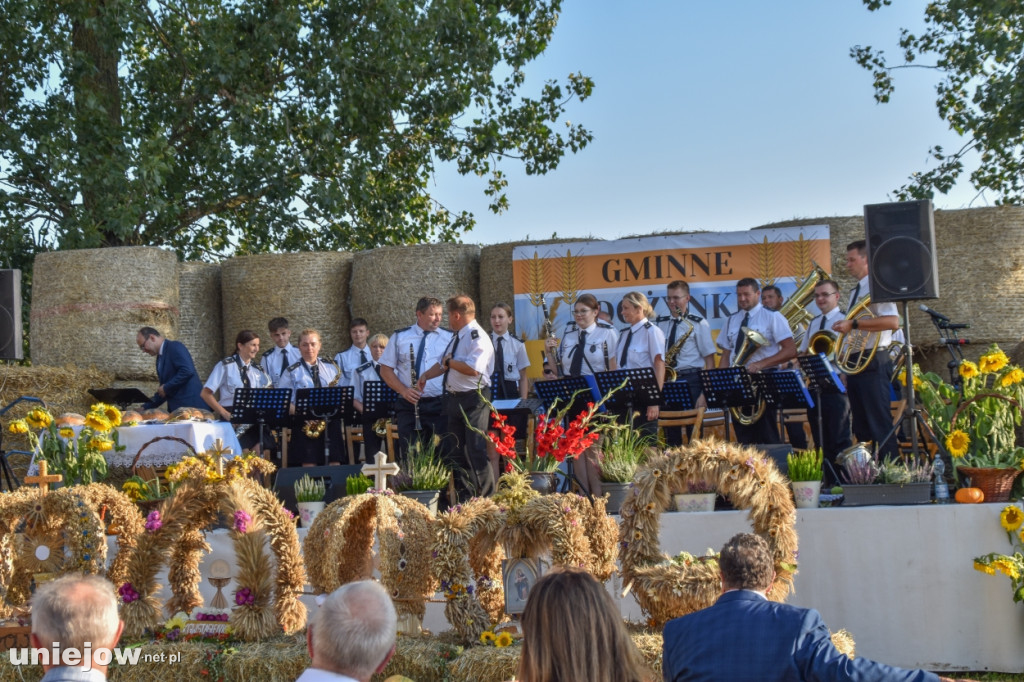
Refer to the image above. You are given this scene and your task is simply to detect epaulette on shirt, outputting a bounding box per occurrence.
[355,360,374,373]
[509,332,524,343]
[286,361,303,372]
[393,325,411,335]
[562,321,578,333]
[221,356,235,365]
[686,313,704,323]
[644,320,652,329]
[655,315,672,323]
[596,321,614,329]
[261,348,275,357]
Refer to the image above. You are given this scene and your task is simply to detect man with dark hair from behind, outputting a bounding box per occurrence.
[31,573,124,681]
[297,580,397,682]
[662,533,969,682]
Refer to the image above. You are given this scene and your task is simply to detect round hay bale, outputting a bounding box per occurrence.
[220,252,353,359]
[350,243,480,337]
[30,247,179,381]
[479,238,594,338]
[179,262,223,381]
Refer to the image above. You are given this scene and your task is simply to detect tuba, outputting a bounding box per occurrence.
[664,314,695,383]
[833,295,881,375]
[777,263,830,349]
[729,326,769,425]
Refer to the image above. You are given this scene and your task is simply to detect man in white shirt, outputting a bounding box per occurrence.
[334,318,370,387]
[296,581,396,682]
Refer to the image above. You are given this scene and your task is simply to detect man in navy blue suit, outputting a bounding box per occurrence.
[136,327,205,412]
[662,533,965,682]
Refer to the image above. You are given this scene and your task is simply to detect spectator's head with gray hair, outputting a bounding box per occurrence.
[31,573,123,674]
[306,580,397,681]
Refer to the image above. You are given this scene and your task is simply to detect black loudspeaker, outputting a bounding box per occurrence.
[864,199,939,302]
[272,464,363,515]
[0,270,23,361]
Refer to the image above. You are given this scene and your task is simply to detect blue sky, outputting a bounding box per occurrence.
[432,1,982,246]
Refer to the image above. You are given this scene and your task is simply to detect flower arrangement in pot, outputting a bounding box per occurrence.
[839,457,934,506]
[7,403,123,486]
[294,474,326,528]
[914,344,1024,501]
[787,448,823,509]
[395,436,451,514]
[597,421,657,513]
[674,478,717,513]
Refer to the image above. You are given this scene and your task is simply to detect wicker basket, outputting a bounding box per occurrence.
[956,466,1021,503]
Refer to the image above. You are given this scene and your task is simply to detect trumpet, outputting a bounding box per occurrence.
[833,295,881,375]
[729,326,769,426]
[664,313,695,383]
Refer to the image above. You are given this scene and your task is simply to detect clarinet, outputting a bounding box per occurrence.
[602,341,609,370]
[409,343,422,431]
[541,298,563,374]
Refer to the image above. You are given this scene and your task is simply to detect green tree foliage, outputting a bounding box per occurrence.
[852,0,1024,202]
[0,0,593,260]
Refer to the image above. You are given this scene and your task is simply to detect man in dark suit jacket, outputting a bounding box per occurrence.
[662,533,965,682]
[137,327,205,411]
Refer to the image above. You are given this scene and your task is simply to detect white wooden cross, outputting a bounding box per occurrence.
[25,460,62,493]
[208,438,232,477]
[361,450,400,491]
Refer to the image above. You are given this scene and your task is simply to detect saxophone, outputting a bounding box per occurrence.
[663,314,695,382]
[303,360,342,439]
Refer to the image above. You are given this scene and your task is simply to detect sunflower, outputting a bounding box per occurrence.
[7,420,29,435]
[1000,368,1024,387]
[945,430,970,459]
[58,426,75,439]
[992,559,1021,581]
[84,412,111,432]
[479,631,496,645]
[974,560,996,576]
[979,349,1009,374]
[25,409,52,429]
[495,632,514,648]
[89,436,114,452]
[1000,505,1024,532]
[102,404,122,427]
[959,360,979,380]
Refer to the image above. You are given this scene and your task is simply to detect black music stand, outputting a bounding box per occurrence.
[295,386,354,465]
[756,370,814,448]
[533,378,599,497]
[362,381,398,423]
[89,387,151,410]
[797,354,846,472]
[661,380,697,411]
[230,388,291,453]
[700,367,758,442]
[594,368,661,425]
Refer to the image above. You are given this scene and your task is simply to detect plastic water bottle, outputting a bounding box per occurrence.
[933,456,950,503]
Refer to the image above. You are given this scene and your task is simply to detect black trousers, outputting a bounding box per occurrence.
[733,405,781,445]
[846,354,897,460]
[359,415,384,463]
[288,419,345,466]
[394,396,446,467]
[806,393,853,487]
[445,389,495,502]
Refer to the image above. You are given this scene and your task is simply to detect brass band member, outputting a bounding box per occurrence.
[717,278,796,444]
[379,297,453,465]
[832,240,899,460]
[419,295,496,501]
[352,333,388,463]
[800,280,853,485]
[542,293,617,494]
[763,286,808,450]
[260,317,301,388]
[333,317,370,388]
[615,291,666,428]
[278,329,344,466]
[489,302,531,401]
[657,280,716,445]
[201,329,271,452]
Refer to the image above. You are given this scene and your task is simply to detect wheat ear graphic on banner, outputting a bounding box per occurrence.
[526,250,551,340]
[789,232,814,281]
[754,235,780,289]
[559,249,582,308]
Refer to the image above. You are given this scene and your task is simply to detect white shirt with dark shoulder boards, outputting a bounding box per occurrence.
[717,303,793,365]
[379,324,453,398]
[491,331,531,380]
[559,321,618,376]
[799,308,845,354]
[276,358,340,402]
[203,354,271,407]
[850,274,898,347]
[333,345,370,387]
[444,319,494,393]
[616,318,666,370]
[351,359,382,404]
[656,310,716,371]
[260,344,302,387]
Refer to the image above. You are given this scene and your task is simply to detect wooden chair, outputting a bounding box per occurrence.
[698,409,728,441]
[657,407,706,445]
[345,424,363,465]
[780,408,813,448]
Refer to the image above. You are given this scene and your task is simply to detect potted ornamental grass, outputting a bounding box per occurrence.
[294,474,326,528]
[598,421,657,514]
[395,437,450,514]
[787,448,823,509]
[345,473,373,496]
[839,457,933,507]
[674,479,717,513]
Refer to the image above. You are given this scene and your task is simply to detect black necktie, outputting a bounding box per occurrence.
[734,311,750,356]
[240,363,251,389]
[359,348,367,364]
[819,315,827,331]
[443,334,461,389]
[494,337,506,398]
[619,329,633,367]
[570,330,586,376]
[668,318,679,347]
[374,363,381,377]
[280,348,288,374]
[850,282,861,310]
[415,332,429,377]
[310,363,321,388]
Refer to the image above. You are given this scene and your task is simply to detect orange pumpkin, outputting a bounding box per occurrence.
[955,487,984,504]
